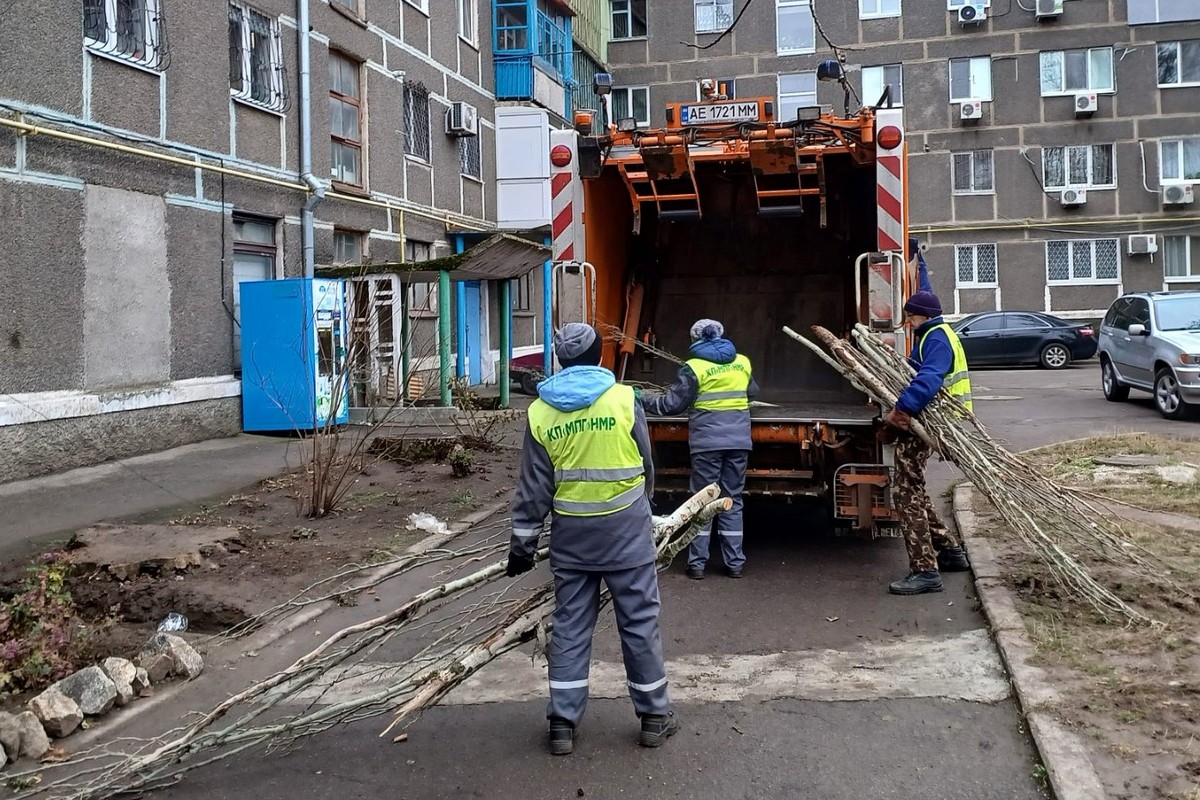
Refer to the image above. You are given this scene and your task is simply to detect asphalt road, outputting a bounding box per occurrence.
[156,360,1186,800]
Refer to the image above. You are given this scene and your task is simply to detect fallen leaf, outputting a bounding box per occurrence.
[825,616,840,623]
[40,747,70,763]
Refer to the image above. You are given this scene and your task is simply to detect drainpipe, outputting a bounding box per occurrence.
[298,0,323,278]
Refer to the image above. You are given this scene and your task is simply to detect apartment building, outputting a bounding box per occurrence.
[0,0,498,481]
[605,0,1200,319]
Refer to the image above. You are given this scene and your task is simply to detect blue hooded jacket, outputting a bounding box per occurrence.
[895,317,955,415]
[508,366,657,571]
[641,337,759,453]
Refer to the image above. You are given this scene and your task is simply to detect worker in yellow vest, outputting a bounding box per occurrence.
[641,319,757,580]
[507,323,678,756]
[879,291,972,595]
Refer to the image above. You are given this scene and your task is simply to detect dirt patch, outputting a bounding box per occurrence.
[0,431,522,709]
[974,433,1200,799]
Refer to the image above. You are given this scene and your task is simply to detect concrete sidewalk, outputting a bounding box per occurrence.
[0,434,300,561]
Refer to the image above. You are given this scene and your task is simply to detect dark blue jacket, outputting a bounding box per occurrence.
[895,318,954,416]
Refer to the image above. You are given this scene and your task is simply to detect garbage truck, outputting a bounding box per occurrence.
[545,85,920,535]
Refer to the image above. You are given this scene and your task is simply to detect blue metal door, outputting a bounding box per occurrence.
[465,281,483,384]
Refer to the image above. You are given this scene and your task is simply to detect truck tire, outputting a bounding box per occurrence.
[1101,359,1129,402]
[1154,367,1192,420]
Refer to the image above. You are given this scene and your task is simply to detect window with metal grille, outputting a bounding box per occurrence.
[229,3,287,112]
[459,135,482,179]
[952,150,994,194]
[612,0,647,39]
[955,244,998,287]
[776,0,814,55]
[1039,47,1114,95]
[404,82,431,162]
[1043,144,1115,190]
[1158,40,1200,87]
[863,64,903,106]
[1160,137,1200,183]
[1164,236,1200,280]
[694,0,733,33]
[330,53,363,186]
[1046,239,1120,285]
[84,0,169,69]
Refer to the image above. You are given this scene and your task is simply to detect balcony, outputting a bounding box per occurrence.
[494,1,573,114]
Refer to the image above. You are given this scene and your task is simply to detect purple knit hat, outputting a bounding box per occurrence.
[904,291,942,318]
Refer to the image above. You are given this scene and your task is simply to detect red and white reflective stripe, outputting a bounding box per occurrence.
[551,171,574,261]
[875,109,905,254]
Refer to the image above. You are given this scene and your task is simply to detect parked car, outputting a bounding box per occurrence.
[951,311,1098,369]
[1098,291,1200,420]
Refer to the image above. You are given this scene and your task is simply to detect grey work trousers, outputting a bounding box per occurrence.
[546,562,670,726]
[688,449,748,571]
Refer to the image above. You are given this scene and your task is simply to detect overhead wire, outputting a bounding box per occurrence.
[682,0,755,50]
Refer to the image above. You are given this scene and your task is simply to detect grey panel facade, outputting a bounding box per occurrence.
[607,0,1200,319]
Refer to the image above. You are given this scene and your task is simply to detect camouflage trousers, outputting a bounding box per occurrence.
[894,434,961,573]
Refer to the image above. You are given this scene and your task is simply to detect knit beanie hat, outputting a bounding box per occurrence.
[689,318,724,342]
[903,291,942,318]
[554,323,604,368]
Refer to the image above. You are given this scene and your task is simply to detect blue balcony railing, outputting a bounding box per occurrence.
[495,54,534,100]
[535,10,572,85]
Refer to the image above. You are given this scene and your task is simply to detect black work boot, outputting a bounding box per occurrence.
[726,566,743,579]
[685,566,705,581]
[548,717,576,755]
[888,570,944,595]
[638,712,680,748]
[937,546,971,572]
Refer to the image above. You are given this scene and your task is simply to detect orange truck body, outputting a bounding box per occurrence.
[549,95,919,532]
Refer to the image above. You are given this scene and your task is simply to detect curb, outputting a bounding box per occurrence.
[64,499,511,752]
[953,483,1106,800]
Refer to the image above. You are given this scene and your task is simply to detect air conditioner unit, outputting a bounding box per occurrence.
[1163,184,1196,205]
[1036,0,1063,19]
[1127,234,1158,255]
[957,4,987,23]
[1073,92,1098,116]
[445,101,479,137]
[959,99,983,120]
[1060,188,1087,206]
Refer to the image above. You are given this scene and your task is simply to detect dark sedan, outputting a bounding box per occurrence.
[951,311,1098,369]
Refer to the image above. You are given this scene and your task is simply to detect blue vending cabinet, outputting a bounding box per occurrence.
[240,278,350,432]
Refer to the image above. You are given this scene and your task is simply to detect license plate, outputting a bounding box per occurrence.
[680,101,759,125]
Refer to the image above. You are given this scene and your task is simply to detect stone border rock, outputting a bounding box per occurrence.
[57,499,512,753]
[954,483,1106,800]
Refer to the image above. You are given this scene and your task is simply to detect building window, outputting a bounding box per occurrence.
[83,0,165,69]
[947,0,989,6]
[1160,138,1200,183]
[459,135,482,179]
[1046,239,1120,285]
[776,0,814,55]
[403,240,437,316]
[1039,47,1114,95]
[952,150,994,195]
[458,0,477,45]
[859,0,900,18]
[949,57,992,102]
[613,86,650,127]
[1165,236,1200,280]
[495,0,528,49]
[612,0,647,39]
[329,53,363,187]
[863,64,903,106]
[1157,40,1200,87]
[955,244,998,287]
[404,82,431,162]
[331,0,362,15]
[232,215,278,370]
[695,0,732,33]
[228,3,286,112]
[1043,144,1115,190]
[514,272,533,312]
[778,72,817,121]
[334,229,365,264]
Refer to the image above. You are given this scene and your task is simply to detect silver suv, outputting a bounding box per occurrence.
[1098,291,1200,419]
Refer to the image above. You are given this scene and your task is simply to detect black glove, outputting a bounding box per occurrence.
[506,552,535,577]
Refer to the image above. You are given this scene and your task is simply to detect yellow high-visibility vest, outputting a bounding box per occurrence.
[918,323,973,411]
[686,354,753,412]
[528,383,645,517]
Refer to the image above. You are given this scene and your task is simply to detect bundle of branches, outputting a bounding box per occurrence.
[784,322,1169,626]
[9,487,730,800]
